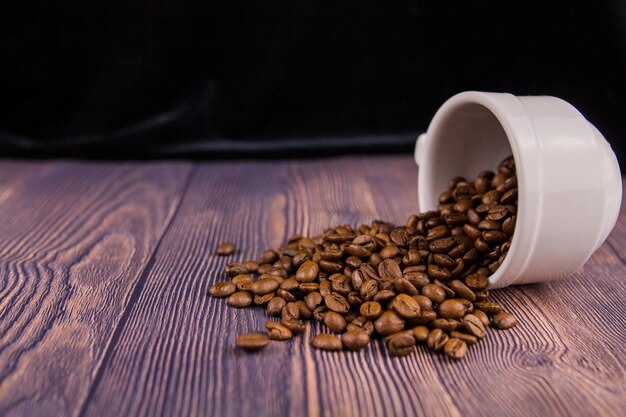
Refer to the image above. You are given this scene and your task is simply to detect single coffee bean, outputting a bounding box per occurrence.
[433,254,455,269]
[324,292,351,314]
[295,260,319,283]
[448,279,476,302]
[320,249,343,261]
[478,219,501,231]
[319,260,343,274]
[359,279,379,301]
[254,292,275,306]
[421,284,446,303]
[412,310,437,325]
[500,188,517,204]
[313,306,328,322]
[304,291,323,311]
[295,300,313,318]
[266,296,286,316]
[216,242,237,256]
[473,301,503,315]
[403,272,430,288]
[502,215,516,234]
[342,330,371,351]
[312,333,343,351]
[378,259,403,280]
[236,333,269,352]
[431,318,461,332]
[482,230,508,244]
[224,262,248,277]
[426,328,449,351]
[430,237,457,253]
[428,264,452,281]
[443,338,468,360]
[208,281,236,298]
[360,301,383,319]
[393,278,420,295]
[227,291,254,308]
[250,278,280,295]
[390,294,421,319]
[386,332,416,357]
[281,319,306,335]
[412,326,430,343]
[323,311,347,333]
[265,321,293,340]
[473,309,491,327]
[281,302,300,322]
[463,314,487,338]
[492,311,518,329]
[374,311,406,336]
[412,295,433,311]
[450,331,478,346]
[465,273,489,290]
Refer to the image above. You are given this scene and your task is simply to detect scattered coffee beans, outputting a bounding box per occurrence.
[209,156,519,360]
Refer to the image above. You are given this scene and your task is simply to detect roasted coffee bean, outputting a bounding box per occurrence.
[351,269,366,290]
[254,292,275,306]
[312,333,343,351]
[402,249,422,266]
[319,281,332,297]
[236,333,269,352]
[266,321,293,340]
[412,326,430,343]
[412,295,433,311]
[465,273,489,290]
[295,260,319,283]
[342,330,371,351]
[225,263,248,277]
[250,278,280,295]
[473,301,503,315]
[304,292,323,311]
[386,332,416,357]
[404,272,430,289]
[433,254,455,269]
[450,331,478,345]
[227,291,254,308]
[378,259,403,280]
[319,260,344,274]
[492,312,518,329]
[426,225,450,241]
[266,296,286,316]
[463,314,487,338]
[428,264,452,281]
[444,338,468,360]
[281,302,300,321]
[430,237,457,253]
[393,278,420,295]
[324,292,351,314]
[276,288,296,302]
[295,300,313,318]
[373,289,396,303]
[500,188,517,204]
[390,294,421,319]
[483,230,508,244]
[281,319,306,335]
[448,279,476,301]
[323,311,347,333]
[208,281,236,298]
[320,249,343,261]
[437,299,466,319]
[313,306,328,322]
[359,279,379,300]
[421,284,446,303]
[431,318,461,332]
[374,311,406,336]
[426,328,449,351]
[360,301,383,319]
[216,242,237,256]
[412,310,437,325]
[502,215,516,234]
[473,309,491,327]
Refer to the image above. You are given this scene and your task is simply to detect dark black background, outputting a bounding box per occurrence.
[1,1,625,167]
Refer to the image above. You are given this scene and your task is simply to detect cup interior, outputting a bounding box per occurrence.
[425,102,514,205]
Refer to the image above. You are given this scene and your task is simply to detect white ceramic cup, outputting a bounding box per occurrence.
[414,91,622,289]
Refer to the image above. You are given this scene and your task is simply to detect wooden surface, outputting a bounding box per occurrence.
[0,156,624,417]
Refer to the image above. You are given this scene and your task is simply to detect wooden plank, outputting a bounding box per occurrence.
[0,161,192,417]
[80,156,625,417]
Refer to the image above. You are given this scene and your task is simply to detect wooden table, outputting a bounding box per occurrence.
[0,156,624,417]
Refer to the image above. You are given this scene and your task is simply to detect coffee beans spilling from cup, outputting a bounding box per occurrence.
[209,156,519,359]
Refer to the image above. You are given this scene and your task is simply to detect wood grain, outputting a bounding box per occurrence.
[76,157,624,417]
[0,158,624,417]
[0,161,192,417]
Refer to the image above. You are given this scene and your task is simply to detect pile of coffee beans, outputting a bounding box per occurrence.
[209,156,519,360]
